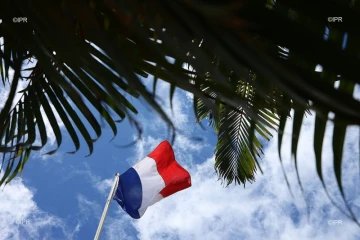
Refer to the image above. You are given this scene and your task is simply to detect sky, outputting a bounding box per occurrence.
[0,73,359,239]
[0,41,360,239]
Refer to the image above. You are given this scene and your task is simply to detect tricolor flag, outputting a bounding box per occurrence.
[113,141,191,219]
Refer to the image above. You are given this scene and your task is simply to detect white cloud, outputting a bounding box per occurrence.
[67,163,114,196]
[0,70,28,110]
[138,78,197,134]
[39,105,65,147]
[105,113,360,240]
[95,178,114,195]
[130,136,160,165]
[128,79,208,167]
[128,134,206,171]
[315,64,323,72]
[185,91,193,102]
[149,81,191,130]
[104,84,360,240]
[0,60,64,160]
[354,84,360,101]
[77,194,102,218]
[0,176,72,240]
[105,211,138,240]
[69,194,102,237]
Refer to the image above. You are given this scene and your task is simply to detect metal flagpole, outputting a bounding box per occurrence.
[94,173,120,240]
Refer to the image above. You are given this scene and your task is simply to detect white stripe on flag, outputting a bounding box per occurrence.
[148,194,164,207]
[133,156,165,217]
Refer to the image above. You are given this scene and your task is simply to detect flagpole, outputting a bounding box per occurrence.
[94,173,120,240]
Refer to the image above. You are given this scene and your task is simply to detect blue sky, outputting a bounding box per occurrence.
[0,61,360,240]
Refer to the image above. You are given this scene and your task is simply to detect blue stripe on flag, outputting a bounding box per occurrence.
[113,168,142,219]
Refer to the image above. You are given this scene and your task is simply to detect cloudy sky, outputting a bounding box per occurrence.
[0,58,360,239]
[0,74,360,240]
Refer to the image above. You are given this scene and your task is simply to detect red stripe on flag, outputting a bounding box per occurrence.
[148,141,191,198]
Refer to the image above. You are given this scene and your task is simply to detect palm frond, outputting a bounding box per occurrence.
[194,69,279,186]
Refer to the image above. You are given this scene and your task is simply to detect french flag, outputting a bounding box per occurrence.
[113,141,191,219]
